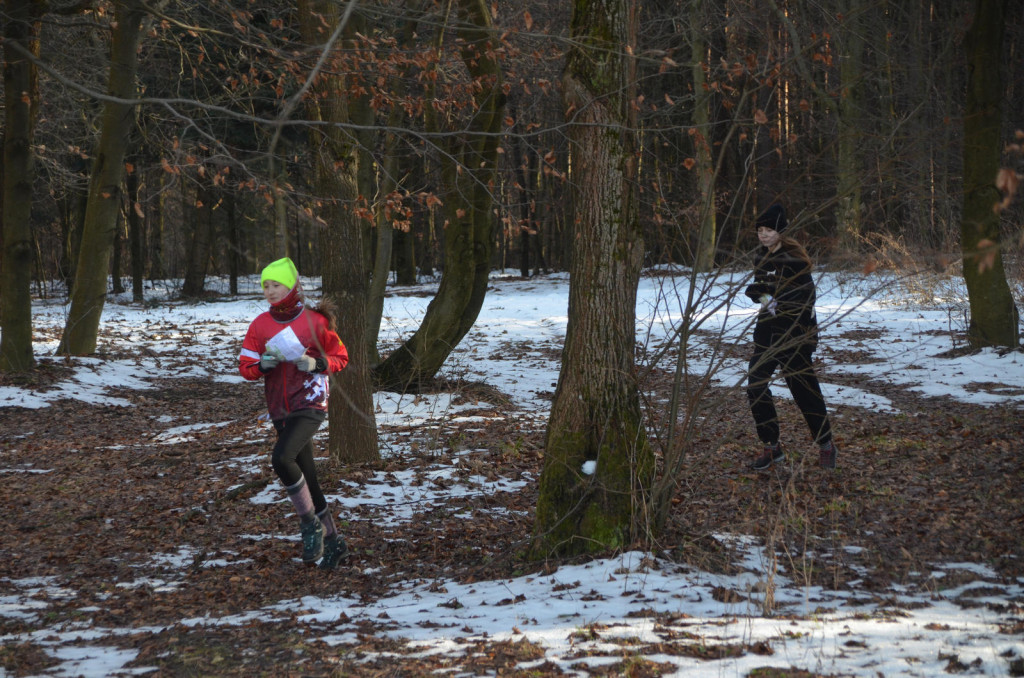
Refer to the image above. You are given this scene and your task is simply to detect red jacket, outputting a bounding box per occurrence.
[239,308,349,421]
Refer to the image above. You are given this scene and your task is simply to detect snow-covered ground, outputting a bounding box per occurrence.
[2,268,1023,676]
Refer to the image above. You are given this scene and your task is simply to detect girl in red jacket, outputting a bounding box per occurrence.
[239,257,350,570]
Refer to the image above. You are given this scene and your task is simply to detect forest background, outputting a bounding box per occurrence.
[2,0,1024,556]
[3,0,1022,334]
[2,1,1024,673]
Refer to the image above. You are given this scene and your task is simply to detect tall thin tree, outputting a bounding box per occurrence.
[0,0,42,371]
[57,0,147,355]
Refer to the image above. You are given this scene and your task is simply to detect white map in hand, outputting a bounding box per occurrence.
[265,326,306,362]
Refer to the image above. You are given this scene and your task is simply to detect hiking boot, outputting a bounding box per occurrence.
[319,534,350,571]
[819,441,837,469]
[300,518,324,564]
[750,442,785,471]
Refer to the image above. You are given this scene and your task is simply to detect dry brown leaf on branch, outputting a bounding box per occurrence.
[994,167,1018,212]
[975,238,998,273]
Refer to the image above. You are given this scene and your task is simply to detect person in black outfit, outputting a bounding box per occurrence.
[744,204,838,470]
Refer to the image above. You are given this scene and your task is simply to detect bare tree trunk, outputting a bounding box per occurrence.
[531,0,654,560]
[297,0,379,464]
[58,173,87,290]
[57,0,145,355]
[835,0,866,252]
[366,12,422,365]
[366,146,399,366]
[111,215,124,294]
[227,194,239,296]
[126,163,144,303]
[373,0,506,391]
[0,0,41,371]
[690,0,716,272]
[962,0,1017,348]
[509,105,536,277]
[181,180,214,298]
[392,227,417,285]
[149,168,165,281]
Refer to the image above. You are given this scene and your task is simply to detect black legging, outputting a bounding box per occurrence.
[271,409,327,514]
[746,341,832,446]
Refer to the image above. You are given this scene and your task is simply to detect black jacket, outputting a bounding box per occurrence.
[745,243,819,350]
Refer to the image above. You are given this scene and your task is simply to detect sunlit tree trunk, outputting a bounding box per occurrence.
[57,0,146,355]
[373,0,506,391]
[531,0,654,559]
[961,0,1017,348]
[0,0,42,372]
[297,0,379,464]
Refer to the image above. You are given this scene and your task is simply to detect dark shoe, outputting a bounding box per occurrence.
[750,443,785,471]
[300,518,324,564]
[819,441,837,469]
[319,534,350,571]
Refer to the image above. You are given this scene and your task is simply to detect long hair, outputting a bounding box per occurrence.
[311,297,338,332]
[779,235,813,270]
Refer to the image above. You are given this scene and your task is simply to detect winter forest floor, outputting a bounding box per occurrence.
[1,272,1023,677]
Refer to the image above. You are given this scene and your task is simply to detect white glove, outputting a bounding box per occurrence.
[759,294,777,316]
[294,354,319,372]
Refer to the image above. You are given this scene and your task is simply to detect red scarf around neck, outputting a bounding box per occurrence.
[269,285,304,321]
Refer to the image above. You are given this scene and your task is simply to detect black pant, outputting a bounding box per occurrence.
[272,409,327,514]
[746,337,832,447]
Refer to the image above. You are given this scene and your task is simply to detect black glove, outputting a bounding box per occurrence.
[295,354,327,373]
[259,353,281,372]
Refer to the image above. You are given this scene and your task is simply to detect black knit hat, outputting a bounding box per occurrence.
[755,204,787,233]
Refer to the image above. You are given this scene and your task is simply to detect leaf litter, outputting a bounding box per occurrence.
[1,270,1023,677]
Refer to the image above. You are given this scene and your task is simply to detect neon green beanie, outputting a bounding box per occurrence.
[260,257,299,290]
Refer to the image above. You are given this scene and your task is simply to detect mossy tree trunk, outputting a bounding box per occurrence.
[0,0,42,372]
[373,0,505,391]
[531,0,654,560]
[297,0,379,464]
[961,0,1018,349]
[57,0,146,355]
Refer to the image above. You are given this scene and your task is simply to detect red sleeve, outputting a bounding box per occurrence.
[318,322,349,374]
[239,317,266,381]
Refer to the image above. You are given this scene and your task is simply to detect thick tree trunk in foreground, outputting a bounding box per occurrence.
[961,0,1017,349]
[58,0,145,355]
[531,0,654,560]
[297,0,379,464]
[0,0,42,372]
